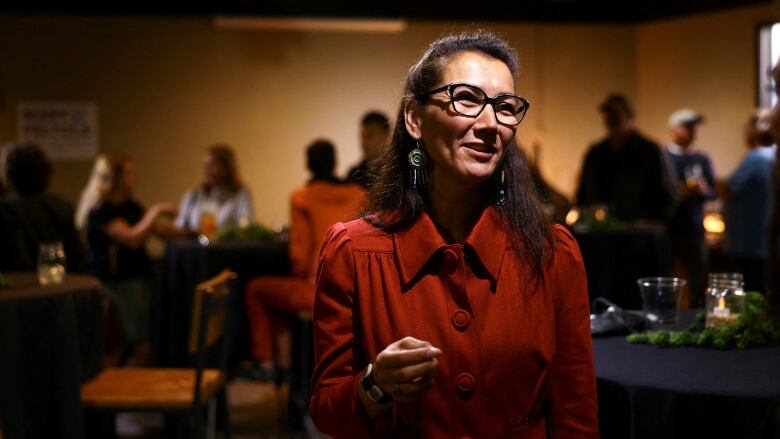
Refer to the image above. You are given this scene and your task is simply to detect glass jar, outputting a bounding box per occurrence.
[705,272,745,328]
[38,242,67,285]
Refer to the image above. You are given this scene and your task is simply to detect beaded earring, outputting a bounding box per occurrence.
[408,141,428,188]
[495,169,506,206]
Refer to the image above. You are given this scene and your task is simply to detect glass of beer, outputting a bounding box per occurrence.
[199,201,218,241]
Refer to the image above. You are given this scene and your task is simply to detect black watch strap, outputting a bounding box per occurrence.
[360,362,392,404]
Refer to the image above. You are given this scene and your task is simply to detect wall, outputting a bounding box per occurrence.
[1,11,744,226]
[636,3,780,177]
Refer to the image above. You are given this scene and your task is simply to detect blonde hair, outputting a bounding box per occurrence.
[75,152,130,230]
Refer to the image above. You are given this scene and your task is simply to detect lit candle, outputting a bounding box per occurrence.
[713,296,730,317]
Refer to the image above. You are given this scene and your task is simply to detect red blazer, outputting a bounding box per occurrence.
[310,207,598,438]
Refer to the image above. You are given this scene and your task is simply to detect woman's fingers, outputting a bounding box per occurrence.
[382,356,438,383]
[394,336,431,350]
[377,346,440,368]
[372,337,442,402]
[391,374,436,402]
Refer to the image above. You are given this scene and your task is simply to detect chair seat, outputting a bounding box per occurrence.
[81,367,225,410]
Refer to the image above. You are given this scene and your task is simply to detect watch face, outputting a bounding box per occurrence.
[367,386,384,402]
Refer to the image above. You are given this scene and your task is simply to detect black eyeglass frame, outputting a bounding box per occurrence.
[414,82,530,126]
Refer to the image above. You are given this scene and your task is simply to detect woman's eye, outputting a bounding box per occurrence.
[496,103,518,115]
[453,93,482,106]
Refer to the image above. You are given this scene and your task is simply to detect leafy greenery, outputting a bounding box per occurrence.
[571,208,627,231]
[216,223,274,242]
[626,292,780,349]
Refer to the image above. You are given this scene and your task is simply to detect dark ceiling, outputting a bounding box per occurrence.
[0,0,773,23]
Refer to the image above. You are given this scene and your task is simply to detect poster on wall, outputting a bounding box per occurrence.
[16,101,99,160]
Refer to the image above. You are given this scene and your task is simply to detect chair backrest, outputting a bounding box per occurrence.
[188,270,236,405]
[189,270,235,354]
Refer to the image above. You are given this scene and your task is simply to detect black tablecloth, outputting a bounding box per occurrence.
[574,225,672,310]
[0,273,103,439]
[155,240,288,366]
[594,336,780,439]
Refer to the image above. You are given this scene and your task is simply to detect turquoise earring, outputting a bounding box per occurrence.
[408,142,428,189]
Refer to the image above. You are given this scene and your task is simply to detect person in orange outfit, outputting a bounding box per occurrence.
[244,140,365,379]
[309,31,598,438]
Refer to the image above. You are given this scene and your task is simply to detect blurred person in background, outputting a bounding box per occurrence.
[243,139,365,380]
[664,108,716,307]
[175,144,255,233]
[522,142,570,225]
[766,64,780,307]
[576,94,676,222]
[719,110,776,293]
[77,152,178,366]
[0,142,87,273]
[346,111,391,187]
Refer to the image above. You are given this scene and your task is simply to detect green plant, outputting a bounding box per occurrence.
[626,292,780,349]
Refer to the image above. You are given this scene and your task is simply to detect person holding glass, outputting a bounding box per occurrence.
[0,142,88,274]
[175,144,255,234]
[309,30,597,438]
[77,152,178,366]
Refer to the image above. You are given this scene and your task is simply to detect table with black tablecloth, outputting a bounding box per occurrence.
[0,273,103,439]
[594,336,780,439]
[574,224,672,310]
[155,240,288,366]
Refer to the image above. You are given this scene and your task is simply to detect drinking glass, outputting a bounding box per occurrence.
[200,201,218,240]
[38,242,66,285]
[637,277,686,332]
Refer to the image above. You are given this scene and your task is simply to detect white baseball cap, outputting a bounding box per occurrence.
[668,108,704,128]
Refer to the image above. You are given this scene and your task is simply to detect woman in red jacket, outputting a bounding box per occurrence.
[309,30,598,438]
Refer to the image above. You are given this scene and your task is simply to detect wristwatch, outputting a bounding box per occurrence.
[360,361,392,404]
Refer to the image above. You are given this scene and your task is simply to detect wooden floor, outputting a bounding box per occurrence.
[114,378,317,438]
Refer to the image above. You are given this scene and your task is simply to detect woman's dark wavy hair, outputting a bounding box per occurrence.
[365,30,554,280]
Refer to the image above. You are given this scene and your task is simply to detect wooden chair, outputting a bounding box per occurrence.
[82,270,236,439]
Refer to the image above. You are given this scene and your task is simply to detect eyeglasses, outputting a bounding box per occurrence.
[415,82,530,126]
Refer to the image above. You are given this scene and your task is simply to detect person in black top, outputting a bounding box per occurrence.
[78,152,177,366]
[576,94,676,222]
[346,111,391,187]
[0,142,88,273]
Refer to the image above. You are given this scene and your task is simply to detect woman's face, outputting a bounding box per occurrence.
[203,152,227,187]
[405,51,517,188]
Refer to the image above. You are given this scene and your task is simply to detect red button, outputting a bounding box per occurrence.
[456,373,475,392]
[460,437,473,439]
[451,309,471,330]
[442,248,458,273]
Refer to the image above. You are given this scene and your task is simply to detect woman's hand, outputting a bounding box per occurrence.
[357,336,441,418]
[149,202,177,219]
[373,336,441,403]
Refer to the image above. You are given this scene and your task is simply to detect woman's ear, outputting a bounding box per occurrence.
[404,99,423,141]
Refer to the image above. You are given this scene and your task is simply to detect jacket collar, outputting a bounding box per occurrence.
[392,206,507,286]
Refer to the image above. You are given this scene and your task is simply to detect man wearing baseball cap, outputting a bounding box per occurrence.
[664,108,716,307]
